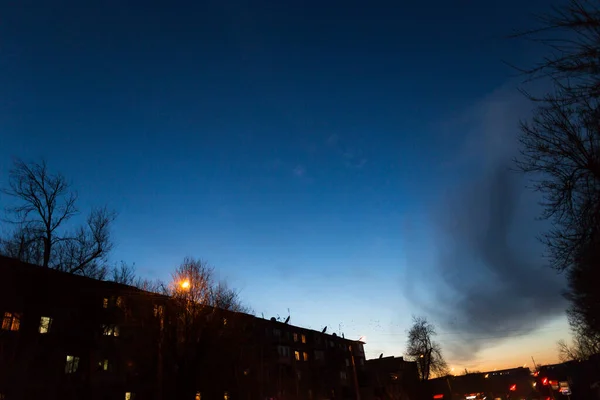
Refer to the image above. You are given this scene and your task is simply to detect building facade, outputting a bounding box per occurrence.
[0,256,367,400]
[362,356,418,400]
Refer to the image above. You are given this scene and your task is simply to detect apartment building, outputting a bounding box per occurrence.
[0,255,366,400]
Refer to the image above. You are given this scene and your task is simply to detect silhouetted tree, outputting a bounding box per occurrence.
[515,0,600,345]
[110,261,137,285]
[405,316,448,381]
[1,159,116,278]
[557,331,600,362]
[164,257,250,399]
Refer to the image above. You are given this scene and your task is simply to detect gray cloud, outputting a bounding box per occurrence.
[405,83,567,360]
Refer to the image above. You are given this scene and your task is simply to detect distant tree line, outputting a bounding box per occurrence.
[515,0,600,360]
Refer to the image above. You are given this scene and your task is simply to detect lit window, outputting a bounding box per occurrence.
[39,316,52,333]
[65,355,80,373]
[223,318,227,326]
[99,359,109,371]
[294,351,300,361]
[116,296,124,308]
[224,392,229,400]
[125,392,134,400]
[303,352,309,361]
[153,304,164,317]
[103,324,120,337]
[293,333,298,342]
[2,312,21,331]
[103,298,109,308]
[301,334,306,344]
[195,392,201,400]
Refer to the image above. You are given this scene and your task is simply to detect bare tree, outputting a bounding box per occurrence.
[164,257,249,398]
[1,159,116,277]
[405,316,448,381]
[515,0,600,345]
[110,261,137,285]
[557,330,600,362]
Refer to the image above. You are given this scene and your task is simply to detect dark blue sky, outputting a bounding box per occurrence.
[0,0,566,368]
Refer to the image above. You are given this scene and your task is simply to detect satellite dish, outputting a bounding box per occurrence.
[322,326,327,333]
[284,316,290,324]
[379,353,383,359]
[270,317,276,322]
[332,333,337,337]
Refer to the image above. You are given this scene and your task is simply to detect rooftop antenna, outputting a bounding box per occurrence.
[531,356,538,371]
[322,326,327,333]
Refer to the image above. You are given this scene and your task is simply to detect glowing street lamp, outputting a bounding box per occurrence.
[180,280,191,290]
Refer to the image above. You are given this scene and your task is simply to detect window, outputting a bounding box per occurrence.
[195,392,201,400]
[314,335,321,345]
[340,371,347,381]
[314,350,325,361]
[273,328,281,337]
[359,358,364,366]
[103,298,109,308]
[293,333,298,342]
[65,355,80,373]
[99,359,109,371]
[153,304,164,317]
[154,305,165,330]
[2,312,21,331]
[224,392,230,400]
[223,318,227,326]
[278,345,290,358]
[329,340,335,348]
[125,393,135,400]
[103,324,120,337]
[303,352,309,361]
[345,358,350,367]
[301,334,306,344]
[294,351,300,361]
[39,316,52,333]
[116,296,124,308]
[357,343,365,355]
